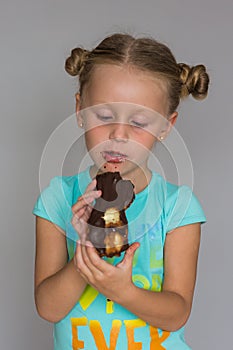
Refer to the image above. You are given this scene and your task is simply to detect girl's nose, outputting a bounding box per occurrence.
[109,123,129,142]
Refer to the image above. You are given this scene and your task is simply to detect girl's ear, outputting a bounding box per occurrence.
[75,93,84,128]
[168,112,178,127]
[159,112,178,140]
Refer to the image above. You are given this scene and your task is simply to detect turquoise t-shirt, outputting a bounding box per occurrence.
[33,168,206,350]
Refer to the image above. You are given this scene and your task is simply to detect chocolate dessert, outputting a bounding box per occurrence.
[87,172,135,257]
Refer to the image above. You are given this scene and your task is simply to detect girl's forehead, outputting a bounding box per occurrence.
[90,64,166,86]
[82,64,169,116]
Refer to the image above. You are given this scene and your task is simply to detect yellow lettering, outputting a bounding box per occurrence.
[132,275,150,290]
[71,317,88,350]
[150,326,170,350]
[150,257,163,269]
[151,274,162,292]
[79,285,99,310]
[150,246,163,269]
[124,319,146,350]
[106,299,114,314]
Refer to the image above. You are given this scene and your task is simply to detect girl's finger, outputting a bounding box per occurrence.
[84,243,113,275]
[71,202,93,233]
[82,205,93,221]
[77,179,98,202]
[80,242,105,276]
[85,179,97,192]
[75,241,93,278]
[117,242,140,269]
[72,216,88,239]
[77,241,104,285]
[72,190,101,213]
[72,207,86,220]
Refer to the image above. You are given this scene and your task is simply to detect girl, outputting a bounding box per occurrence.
[33,33,209,350]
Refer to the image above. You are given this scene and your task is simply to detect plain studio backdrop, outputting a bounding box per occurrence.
[1,0,232,349]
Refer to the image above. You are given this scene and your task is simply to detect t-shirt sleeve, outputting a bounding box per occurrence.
[32,177,70,232]
[165,185,206,233]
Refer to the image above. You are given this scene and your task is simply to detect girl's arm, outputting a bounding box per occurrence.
[75,222,201,331]
[120,223,201,331]
[34,179,101,323]
[34,217,87,323]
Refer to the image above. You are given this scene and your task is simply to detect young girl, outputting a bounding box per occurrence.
[33,33,209,350]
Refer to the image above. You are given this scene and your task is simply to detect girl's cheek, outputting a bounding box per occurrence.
[85,129,107,146]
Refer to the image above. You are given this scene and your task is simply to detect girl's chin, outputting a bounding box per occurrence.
[90,161,129,177]
[102,162,125,173]
[90,159,149,179]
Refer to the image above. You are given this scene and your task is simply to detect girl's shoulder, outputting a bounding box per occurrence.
[151,170,193,199]
[151,171,206,228]
[33,168,91,231]
[43,167,91,200]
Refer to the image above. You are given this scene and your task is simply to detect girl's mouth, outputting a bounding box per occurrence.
[102,151,127,163]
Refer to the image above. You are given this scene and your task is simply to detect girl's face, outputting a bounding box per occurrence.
[76,65,177,189]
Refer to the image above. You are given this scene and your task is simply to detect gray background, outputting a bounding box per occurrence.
[1,0,232,349]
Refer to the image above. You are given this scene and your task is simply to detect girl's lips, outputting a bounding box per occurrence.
[102,151,127,163]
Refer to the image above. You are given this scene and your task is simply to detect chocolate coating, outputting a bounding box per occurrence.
[87,172,135,257]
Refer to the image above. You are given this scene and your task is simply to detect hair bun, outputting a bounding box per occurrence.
[65,47,89,76]
[178,63,210,100]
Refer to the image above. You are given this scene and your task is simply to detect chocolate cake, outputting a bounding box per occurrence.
[87,172,135,257]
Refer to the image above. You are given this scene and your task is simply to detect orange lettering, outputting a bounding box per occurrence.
[150,326,170,350]
[124,319,146,350]
[71,316,88,350]
[71,317,171,350]
[90,320,121,350]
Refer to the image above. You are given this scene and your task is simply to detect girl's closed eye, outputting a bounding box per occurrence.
[94,108,114,123]
[131,120,148,128]
[130,114,149,129]
[96,114,114,122]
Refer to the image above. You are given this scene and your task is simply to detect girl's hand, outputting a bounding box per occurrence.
[74,240,140,303]
[71,179,101,242]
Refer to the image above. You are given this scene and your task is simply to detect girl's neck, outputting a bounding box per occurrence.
[123,167,152,194]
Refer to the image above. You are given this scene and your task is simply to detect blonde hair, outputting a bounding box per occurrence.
[65,33,209,114]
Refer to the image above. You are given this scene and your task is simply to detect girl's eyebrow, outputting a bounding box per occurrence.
[132,108,151,115]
